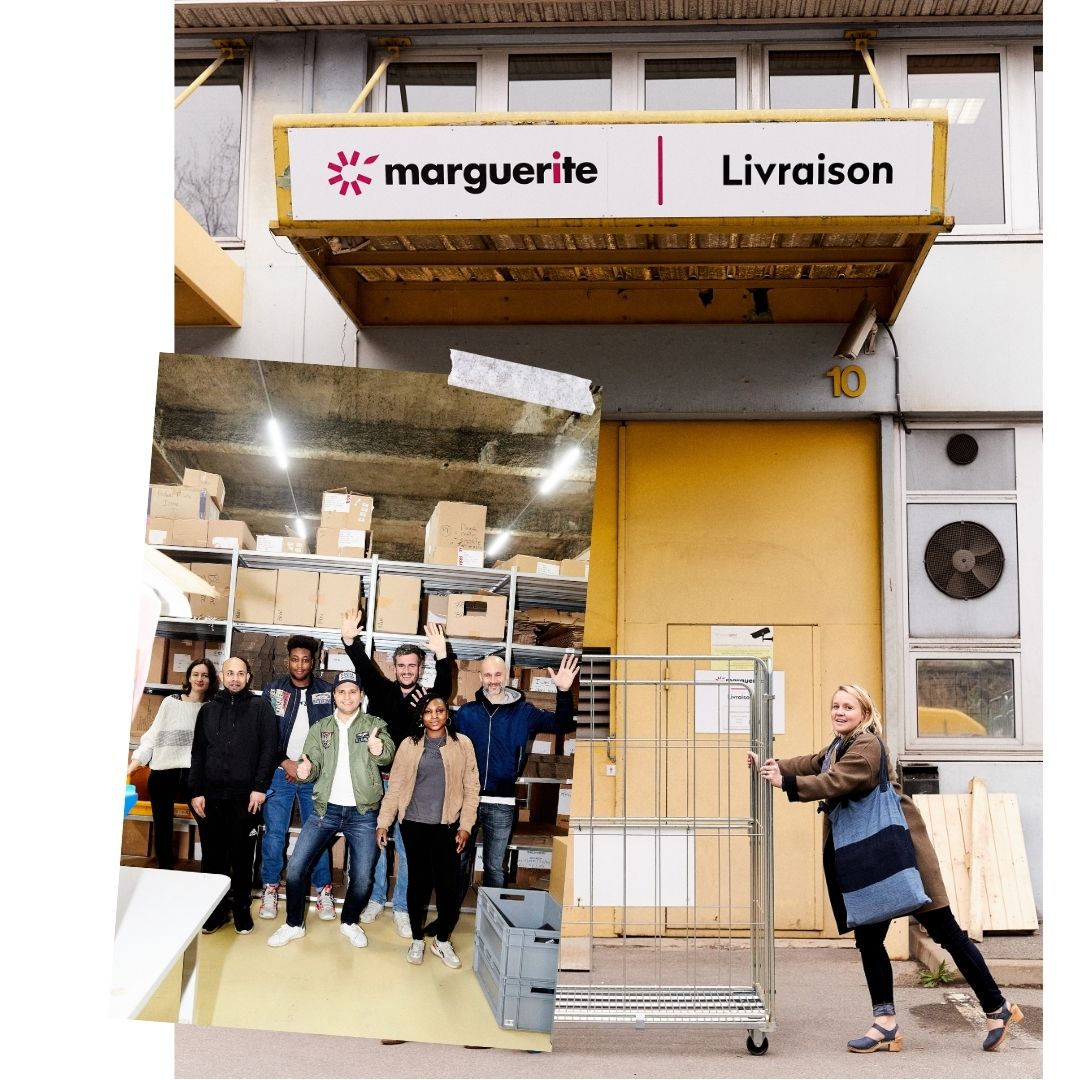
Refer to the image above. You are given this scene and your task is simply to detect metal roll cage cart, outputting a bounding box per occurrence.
[554,653,775,1056]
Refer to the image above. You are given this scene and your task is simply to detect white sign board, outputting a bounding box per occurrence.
[570,826,695,908]
[695,670,785,735]
[286,120,935,222]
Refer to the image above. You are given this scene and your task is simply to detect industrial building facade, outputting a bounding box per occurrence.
[174,1,1044,929]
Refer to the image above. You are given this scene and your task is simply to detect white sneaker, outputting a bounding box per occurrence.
[340,922,368,948]
[315,885,337,921]
[359,899,384,923]
[406,940,425,965]
[259,884,279,919]
[267,923,305,948]
[430,938,462,969]
[393,911,412,938]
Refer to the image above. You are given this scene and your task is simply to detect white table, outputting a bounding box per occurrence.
[111,866,229,1023]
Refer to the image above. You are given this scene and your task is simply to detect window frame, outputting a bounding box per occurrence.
[633,47,748,111]
[370,50,485,115]
[174,46,251,248]
[761,43,881,112]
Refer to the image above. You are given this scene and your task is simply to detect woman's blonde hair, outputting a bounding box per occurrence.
[833,684,882,737]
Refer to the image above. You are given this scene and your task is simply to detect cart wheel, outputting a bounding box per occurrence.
[746,1033,769,1056]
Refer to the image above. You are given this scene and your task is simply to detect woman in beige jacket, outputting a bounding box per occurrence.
[750,684,1022,1055]
[377,692,480,969]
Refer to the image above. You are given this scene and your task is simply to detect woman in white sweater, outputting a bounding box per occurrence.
[129,658,218,869]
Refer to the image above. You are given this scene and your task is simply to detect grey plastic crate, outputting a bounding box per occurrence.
[474,887,562,982]
[473,933,556,1032]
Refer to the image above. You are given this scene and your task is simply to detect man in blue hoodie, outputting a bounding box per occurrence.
[453,651,579,892]
[258,635,336,921]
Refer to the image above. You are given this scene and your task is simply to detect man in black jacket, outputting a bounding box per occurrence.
[340,611,453,935]
[189,656,279,934]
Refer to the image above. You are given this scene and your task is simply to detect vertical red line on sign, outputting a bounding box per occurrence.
[657,135,664,205]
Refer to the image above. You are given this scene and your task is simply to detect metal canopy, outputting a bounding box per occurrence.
[272,109,949,327]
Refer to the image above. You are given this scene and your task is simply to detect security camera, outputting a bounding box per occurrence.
[750,627,772,640]
[834,299,879,361]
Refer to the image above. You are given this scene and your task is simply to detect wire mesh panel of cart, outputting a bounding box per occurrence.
[555,653,775,1055]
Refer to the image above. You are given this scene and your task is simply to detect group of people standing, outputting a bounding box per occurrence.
[129,618,579,970]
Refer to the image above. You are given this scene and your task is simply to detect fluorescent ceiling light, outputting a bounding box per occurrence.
[293,517,307,540]
[266,416,289,470]
[487,530,512,557]
[539,444,582,495]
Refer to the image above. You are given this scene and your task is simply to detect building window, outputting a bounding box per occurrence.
[644,57,736,110]
[915,657,1016,739]
[907,54,1005,226]
[768,50,875,109]
[508,54,611,111]
[386,62,477,112]
[1034,47,1043,221]
[174,55,244,240]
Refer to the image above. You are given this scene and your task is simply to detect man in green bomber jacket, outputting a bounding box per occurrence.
[266,670,394,950]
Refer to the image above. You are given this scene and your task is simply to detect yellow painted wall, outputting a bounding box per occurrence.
[571,419,884,939]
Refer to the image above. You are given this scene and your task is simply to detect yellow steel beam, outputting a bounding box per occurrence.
[175,39,245,110]
[845,30,891,109]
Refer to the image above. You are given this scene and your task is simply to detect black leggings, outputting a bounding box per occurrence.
[399,819,463,943]
[853,906,1005,1015]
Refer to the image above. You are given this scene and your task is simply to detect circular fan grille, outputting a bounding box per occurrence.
[924,521,1005,599]
[946,433,980,465]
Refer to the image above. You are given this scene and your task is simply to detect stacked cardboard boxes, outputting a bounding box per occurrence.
[256,534,310,555]
[145,470,257,552]
[512,608,585,650]
[494,553,590,579]
[424,501,486,567]
[316,489,374,558]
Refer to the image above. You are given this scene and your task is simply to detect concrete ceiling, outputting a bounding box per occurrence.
[151,352,600,562]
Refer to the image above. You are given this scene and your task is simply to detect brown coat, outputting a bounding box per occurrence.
[378,732,481,834]
[777,730,949,932]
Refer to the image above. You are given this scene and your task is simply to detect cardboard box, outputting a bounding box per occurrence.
[204,644,227,671]
[207,520,256,551]
[182,468,226,509]
[421,594,449,627]
[445,593,508,640]
[559,559,589,578]
[172,518,210,547]
[424,501,486,566]
[147,484,221,521]
[256,534,310,555]
[324,646,352,672]
[131,693,157,739]
[234,567,277,623]
[315,527,371,558]
[275,569,319,627]
[497,554,561,576]
[187,562,231,621]
[166,639,205,684]
[316,572,362,629]
[452,658,483,706]
[374,575,422,634]
[145,517,172,545]
[147,636,168,685]
[320,489,374,530]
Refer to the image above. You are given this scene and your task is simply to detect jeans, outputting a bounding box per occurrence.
[283,804,378,927]
[853,905,1006,1015]
[147,767,187,870]
[260,767,330,891]
[459,801,516,904]
[399,819,464,942]
[194,797,260,931]
[370,818,409,911]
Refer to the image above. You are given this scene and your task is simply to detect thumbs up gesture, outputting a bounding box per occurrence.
[368,728,383,757]
[296,753,313,781]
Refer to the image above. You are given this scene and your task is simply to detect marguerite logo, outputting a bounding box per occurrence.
[327,150,379,195]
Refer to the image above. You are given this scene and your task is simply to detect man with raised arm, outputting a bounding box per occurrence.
[453,651,579,893]
[340,610,453,937]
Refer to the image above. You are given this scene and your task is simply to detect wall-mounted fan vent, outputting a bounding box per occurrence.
[946,433,979,465]
[924,521,1005,600]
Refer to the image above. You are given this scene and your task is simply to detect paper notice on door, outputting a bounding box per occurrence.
[694,670,784,735]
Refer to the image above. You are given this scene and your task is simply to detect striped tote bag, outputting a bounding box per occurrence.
[828,737,930,928]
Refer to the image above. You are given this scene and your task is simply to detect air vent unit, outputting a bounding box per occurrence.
[945,433,979,465]
[924,521,1005,600]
